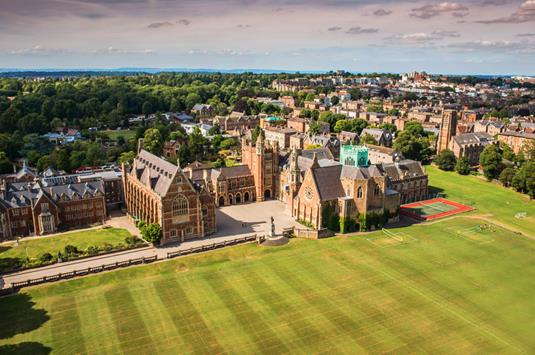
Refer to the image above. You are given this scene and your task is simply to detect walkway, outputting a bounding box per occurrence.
[1,200,298,289]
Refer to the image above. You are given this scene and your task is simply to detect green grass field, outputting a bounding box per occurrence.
[0,166,534,354]
[426,165,535,236]
[0,228,132,260]
[101,129,136,141]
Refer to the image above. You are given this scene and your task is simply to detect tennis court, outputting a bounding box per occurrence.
[400,198,474,221]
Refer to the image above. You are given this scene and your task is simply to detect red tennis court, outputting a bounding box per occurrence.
[400,198,474,221]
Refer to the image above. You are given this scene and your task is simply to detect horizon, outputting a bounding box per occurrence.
[1,1,535,75]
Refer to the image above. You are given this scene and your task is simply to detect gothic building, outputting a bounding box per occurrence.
[123,148,216,245]
[0,180,107,240]
[241,134,280,201]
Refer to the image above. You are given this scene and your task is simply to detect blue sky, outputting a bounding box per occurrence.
[0,0,534,74]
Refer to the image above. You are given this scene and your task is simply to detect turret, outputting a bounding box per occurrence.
[255,133,264,155]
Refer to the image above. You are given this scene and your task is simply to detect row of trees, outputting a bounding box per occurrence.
[435,142,534,198]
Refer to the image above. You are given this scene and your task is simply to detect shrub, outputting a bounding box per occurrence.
[86,246,100,256]
[124,235,138,246]
[435,149,456,171]
[64,245,79,256]
[39,253,54,263]
[455,157,471,175]
[141,223,162,244]
[103,243,113,252]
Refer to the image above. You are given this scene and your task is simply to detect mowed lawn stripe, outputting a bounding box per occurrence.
[104,285,157,354]
[316,242,478,352]
[204,272,290,353]
[260,257,376,352]
[153,278,225,354]
[287,249,415,352]
[49,296,87,354]
[241,266,349,353]
[77,291,123,355]
[330,238,524,353]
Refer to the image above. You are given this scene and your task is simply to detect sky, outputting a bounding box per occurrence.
[0,0,535,75]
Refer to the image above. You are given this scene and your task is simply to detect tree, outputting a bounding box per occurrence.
[333,119,367,134]
[118,151,136,165]
[360,133,378,145]
[512,161,535,198]
[499,167,516,187]
[479,144,503,181]
[143,128,162,155]
[0,152,11,174]
[141,223,162,244]
[455,157,471,175]
[435,149,456,171]
[308,122,323,135]
[251,126,264,142]
[220,138,237,150]
[393,131,431,161]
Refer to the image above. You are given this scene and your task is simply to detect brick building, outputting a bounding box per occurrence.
[0,180,107,240]
[450,132,497,165]
[380,159,428,204]
[123,148,216,245]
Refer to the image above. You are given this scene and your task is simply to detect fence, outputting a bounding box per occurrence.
[1,235,263,296]
[167,235,261,259]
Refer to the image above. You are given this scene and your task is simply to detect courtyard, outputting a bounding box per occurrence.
[214,199,302,238]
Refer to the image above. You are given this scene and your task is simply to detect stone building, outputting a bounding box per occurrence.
[290,154,399,231]
[450,132,497,165]
[0,180,107,240]
[474,120,505,136]
[123,148,216,245]
[380,159,428,204]
[367,145,402,165]
[264,126,297,149]
[287,117,307,133]
[360,128,393,147]
[438,110,458,153]
[241,134,280,201]
[497,131,535,156]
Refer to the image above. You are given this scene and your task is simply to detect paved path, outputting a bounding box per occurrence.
[1,200,297,290]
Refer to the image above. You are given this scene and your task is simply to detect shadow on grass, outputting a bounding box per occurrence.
[428,185,446,198]
[0,342,52,354]
[0,293,51,353]
[0,245,12,255]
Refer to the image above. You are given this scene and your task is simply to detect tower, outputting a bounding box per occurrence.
[438,110,457,153]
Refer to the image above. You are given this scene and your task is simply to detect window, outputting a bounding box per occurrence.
[11,209,19,216]
[374,186,380,196]
[357,187,363,199]
[172,195,188,216]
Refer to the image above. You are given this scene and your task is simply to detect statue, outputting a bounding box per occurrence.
[267,216,275,237]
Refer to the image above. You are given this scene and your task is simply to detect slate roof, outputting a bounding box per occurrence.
[210,165,252,180]
[452,132,495,146]
[131,149,179,197]
[380,159,426,181]
[300,148,334,161]
[2,180,104,208]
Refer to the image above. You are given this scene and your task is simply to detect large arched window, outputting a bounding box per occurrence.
[172,195,188,216]
[357,187,363,199]
[344,157,355,166]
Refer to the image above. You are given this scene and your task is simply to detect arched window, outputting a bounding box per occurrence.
[344,157,355,166]
[357,187,363,199]
[172,195,188,216]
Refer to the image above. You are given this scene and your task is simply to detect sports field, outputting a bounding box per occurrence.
[1,216,534,354]
[0,167,534,354]
[400,198,473,221]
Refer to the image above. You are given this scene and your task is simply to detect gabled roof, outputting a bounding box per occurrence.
[130,149,179,197]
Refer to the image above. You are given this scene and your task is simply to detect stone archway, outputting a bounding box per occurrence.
[229,194,234,205]
[244,191,250,202]
[264,189,271,199]
[235,193,242,204]
[218,196,225,206]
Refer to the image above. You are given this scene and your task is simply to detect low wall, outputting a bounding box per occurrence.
[295,228,334,239]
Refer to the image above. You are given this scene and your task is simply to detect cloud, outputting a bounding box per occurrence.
[385,30,460,44]
[452,12,469,17]
[328,26,343,32]
[236,24,252,28]
[8,45,71,55]
[147,21,174,29]
[410,2,469,19]
[476,0,535,23]
[177,19,191,26]
[447,40,535,53]
[95,47,153,55]
[346,26,378,34]
[517,32,535,37]
[373,9,392,16]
